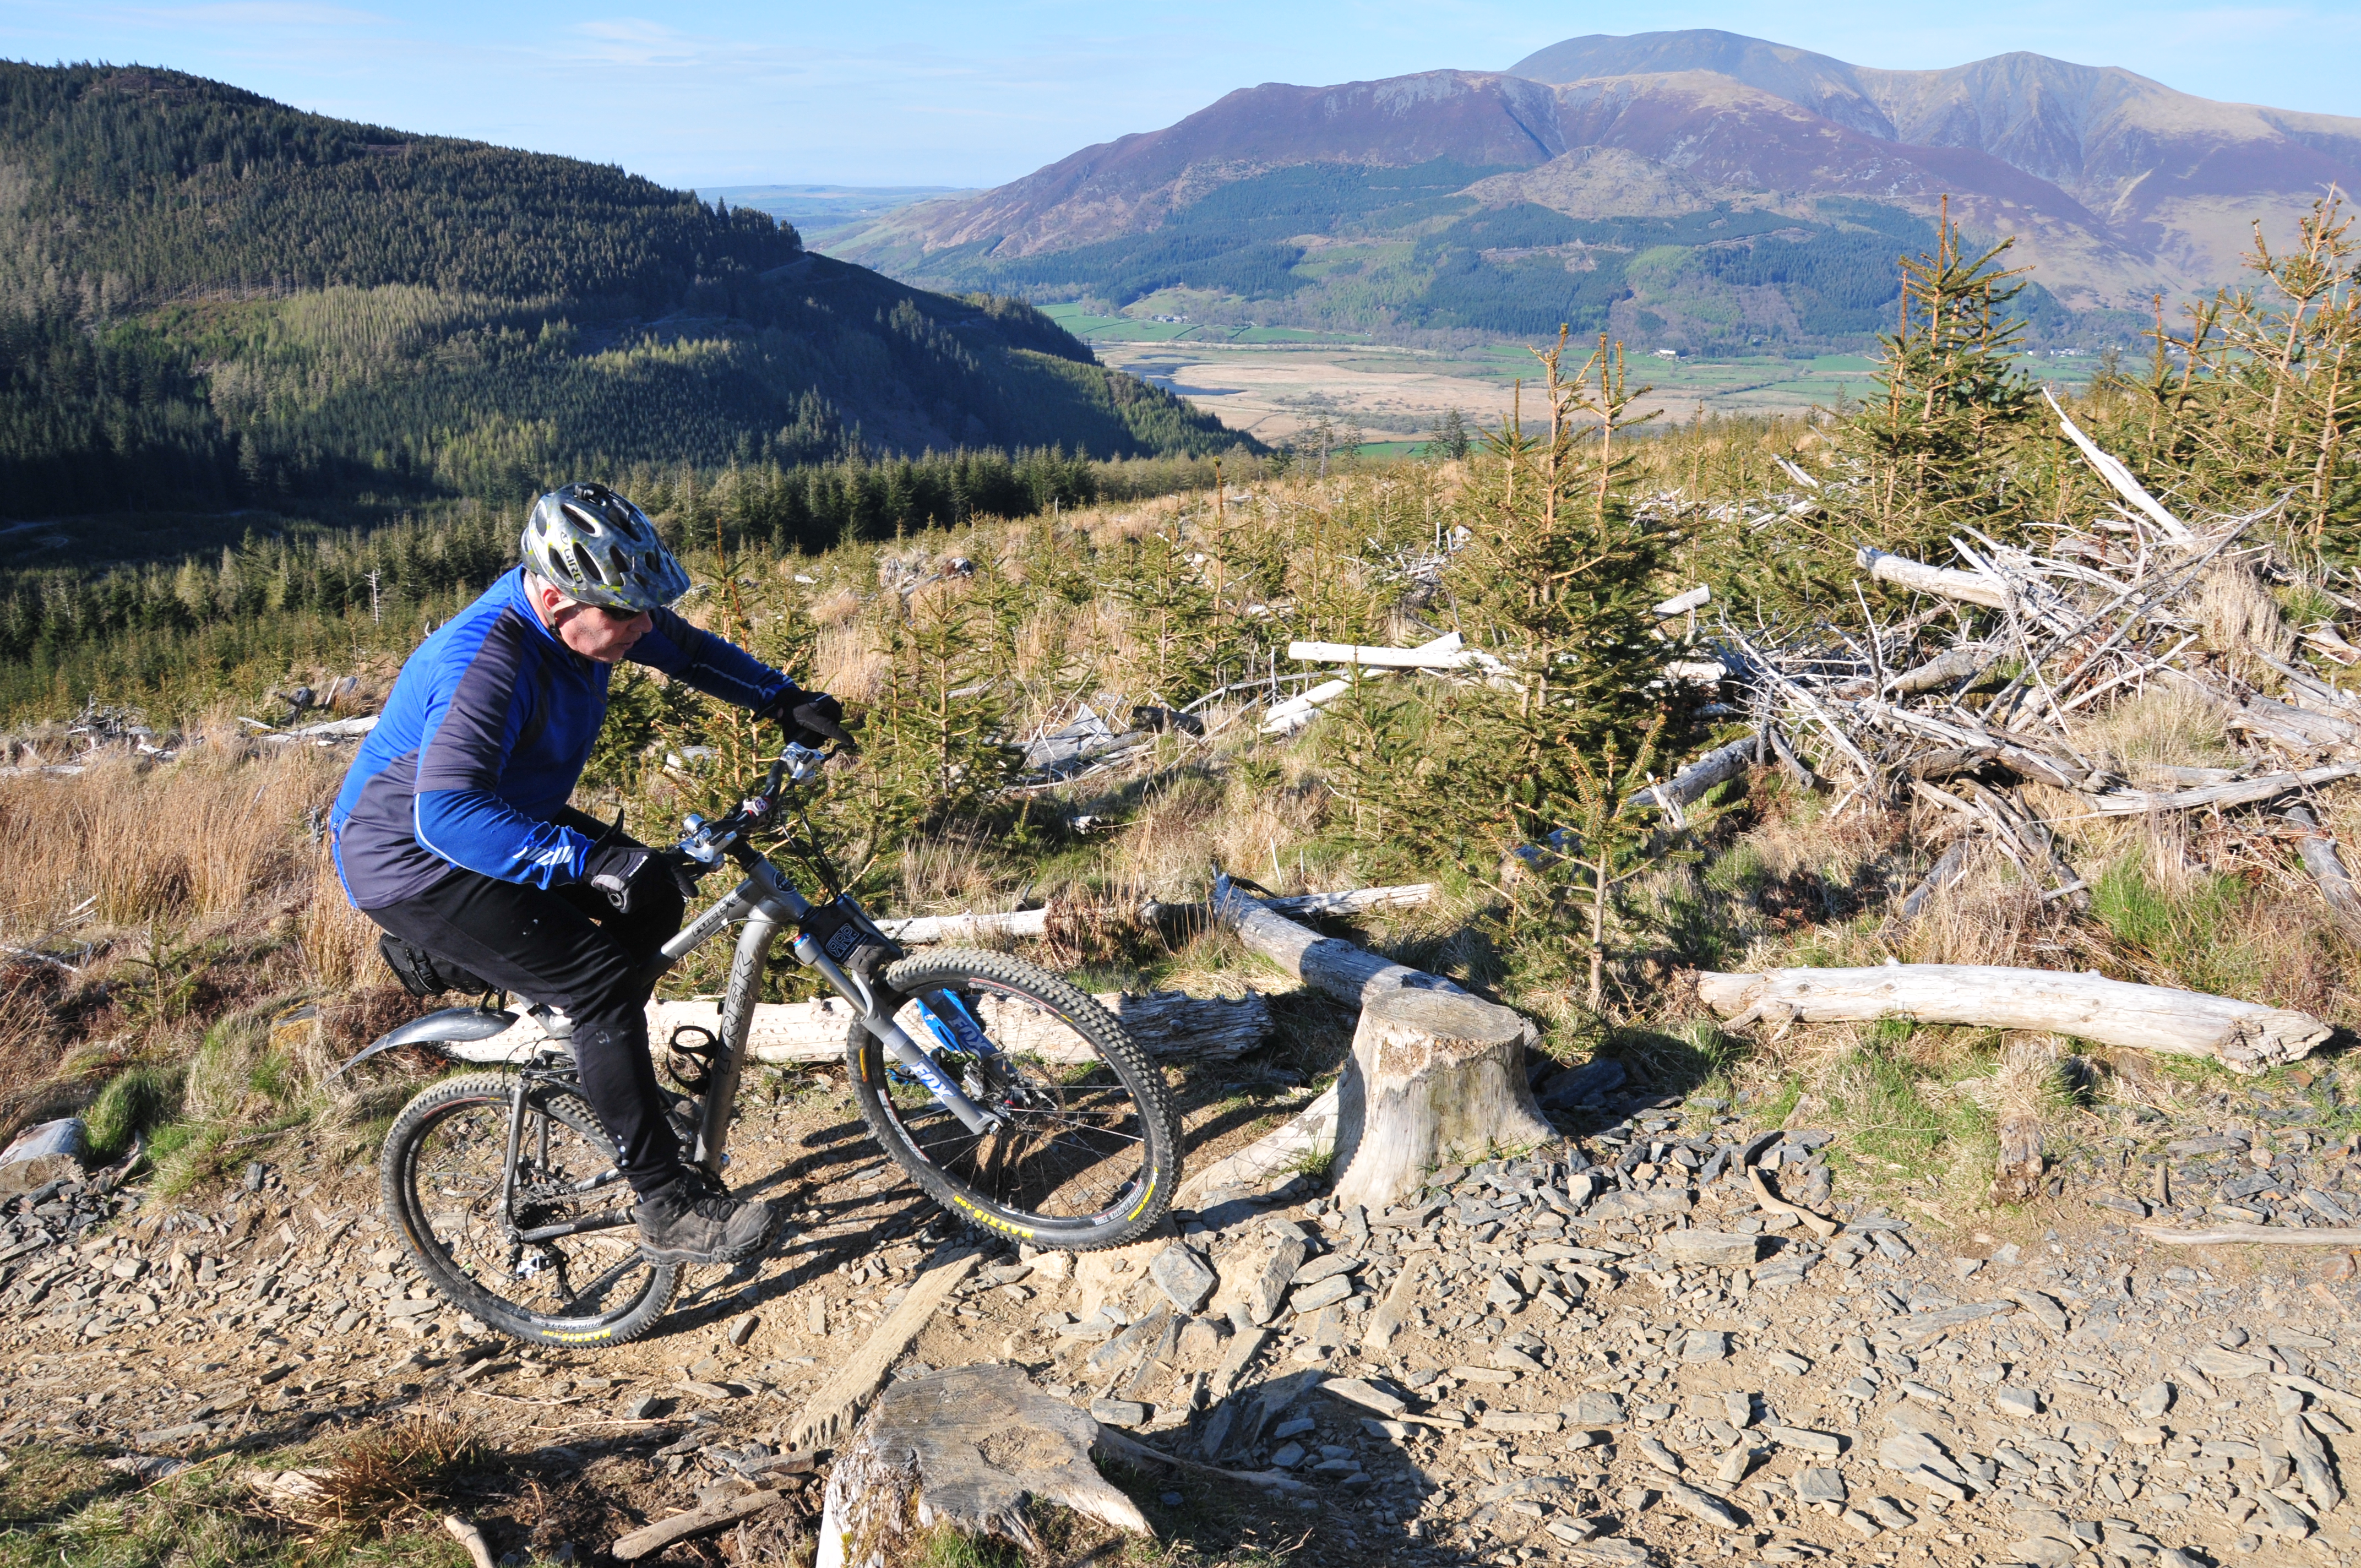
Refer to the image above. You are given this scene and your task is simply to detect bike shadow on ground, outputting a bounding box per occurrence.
[655,1116,938,1333]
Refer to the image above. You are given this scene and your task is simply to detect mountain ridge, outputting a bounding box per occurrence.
[833,30,2361,341]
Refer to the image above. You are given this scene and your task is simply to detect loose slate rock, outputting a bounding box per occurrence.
[1797,1467,1847,1505]
[1682,1330,1730,1363]
[1575,1392,1626,1424]
[1150,1244,1217,1314]
[1661,1480,1745,1530]
[1654,1229,1762,1267]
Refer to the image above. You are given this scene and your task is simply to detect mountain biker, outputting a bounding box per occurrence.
[329,481,851,1267]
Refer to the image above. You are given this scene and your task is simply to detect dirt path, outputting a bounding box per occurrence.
[2,1068,2356,1566]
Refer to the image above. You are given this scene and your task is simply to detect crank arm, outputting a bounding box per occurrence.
[513,1210,640,1245]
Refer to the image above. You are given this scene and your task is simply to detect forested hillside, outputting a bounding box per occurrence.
[0,63,1248,523]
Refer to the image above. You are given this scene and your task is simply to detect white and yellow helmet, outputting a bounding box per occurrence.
[521,482,690,612]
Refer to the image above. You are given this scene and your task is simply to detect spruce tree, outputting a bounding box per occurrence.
[1841,198,2039,554]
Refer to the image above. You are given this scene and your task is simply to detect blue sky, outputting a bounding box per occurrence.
[13,1,2361,189]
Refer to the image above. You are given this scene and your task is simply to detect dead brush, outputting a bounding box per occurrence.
[295,1414,492,1535]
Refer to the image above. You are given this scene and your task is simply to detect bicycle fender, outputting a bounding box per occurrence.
[327,1005,519,1080]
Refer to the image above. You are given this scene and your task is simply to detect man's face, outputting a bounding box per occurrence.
[534,581,653,662]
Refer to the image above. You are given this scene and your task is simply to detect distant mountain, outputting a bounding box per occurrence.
[831,32,2361,351]
[0,63,1243,521]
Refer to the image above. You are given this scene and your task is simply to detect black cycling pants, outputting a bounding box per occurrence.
[360,817,689,1197]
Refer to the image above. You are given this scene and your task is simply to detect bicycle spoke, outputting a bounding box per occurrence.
[404,1085,662,1327]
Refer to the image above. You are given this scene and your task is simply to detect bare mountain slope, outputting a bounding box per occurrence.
[834,32,2359,344]
[1511,32,2361,286]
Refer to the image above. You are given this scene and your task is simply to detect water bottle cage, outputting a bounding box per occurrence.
[663,1025,722,1095]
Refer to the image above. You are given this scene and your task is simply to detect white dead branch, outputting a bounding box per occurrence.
[1856,547,2011,610]
[1698,965,2331,1076]
[2045,388,2196,543]
[439,988,1270,1068]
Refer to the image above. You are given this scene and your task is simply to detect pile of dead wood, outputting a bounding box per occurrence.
[1684,395,2361,922]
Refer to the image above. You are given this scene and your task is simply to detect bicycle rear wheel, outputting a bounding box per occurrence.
[381,1072,679,1348]
[851,949,1181,1251]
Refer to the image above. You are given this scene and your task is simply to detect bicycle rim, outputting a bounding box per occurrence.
[388,1076,676,1346]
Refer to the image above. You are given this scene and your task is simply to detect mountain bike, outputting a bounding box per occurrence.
[338,742,1182,1348]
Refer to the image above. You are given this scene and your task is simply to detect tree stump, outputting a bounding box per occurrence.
[1990,1111,2046,1206]
[1331,986,1555,1213]
[815,1365,1149,1568]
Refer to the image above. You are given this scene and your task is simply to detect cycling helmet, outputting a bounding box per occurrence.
[521,482,691,612]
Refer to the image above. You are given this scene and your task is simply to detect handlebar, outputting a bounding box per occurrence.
[674,741,840,867]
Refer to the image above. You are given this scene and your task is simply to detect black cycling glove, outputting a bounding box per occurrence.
[760,684,857,753]
[584,842,701,914]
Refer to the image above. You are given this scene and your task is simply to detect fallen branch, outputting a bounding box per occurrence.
[1747,1167,1838,1238]
[1699,964,2331,1075]
[1857,547,2010,610]
[614,1490,792,1560]
[440,988,1270,1068]
[2086,764,2361,816]
[2137,1223,2361,1247]
[2046,389,2195,543]
[1633,732,1759,816]
[2283,804,2361,920]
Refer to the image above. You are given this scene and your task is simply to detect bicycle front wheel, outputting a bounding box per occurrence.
[852,949,1181,1251]
[381,1072,679,1349]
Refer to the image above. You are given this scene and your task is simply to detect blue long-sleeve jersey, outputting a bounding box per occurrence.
[330,567,792,910]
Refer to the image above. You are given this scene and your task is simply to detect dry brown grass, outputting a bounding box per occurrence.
[2075,684,2236,775]
[814,618,889,706]
[0,730,340,932]
[303,1414,491,1533]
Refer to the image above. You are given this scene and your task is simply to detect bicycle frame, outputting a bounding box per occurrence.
[638,853,1005,1180]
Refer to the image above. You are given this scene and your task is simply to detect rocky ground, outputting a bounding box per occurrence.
[3,1063,2359,1567]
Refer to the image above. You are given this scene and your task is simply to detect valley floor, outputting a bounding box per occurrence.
[1082,336,2099,447]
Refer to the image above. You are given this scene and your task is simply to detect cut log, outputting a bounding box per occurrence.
[1265,884,1438,917]
[784,1249,979,1452]
[1211,876,1468,1011]
[2282,804,2361,919]
[1990,1112,2046,1205]
[440,988,1269,1069]
[1634,732,1759,816]
[814,1365,1148,1568]
[2139,1223,2361,1246]
[1857,547,2010,611]
[1286,632,1475,671]
[0,1118,86,1194]
[1330,987,1554,1214]
[878,908,1048,944]
[1697,965,2330,1076]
